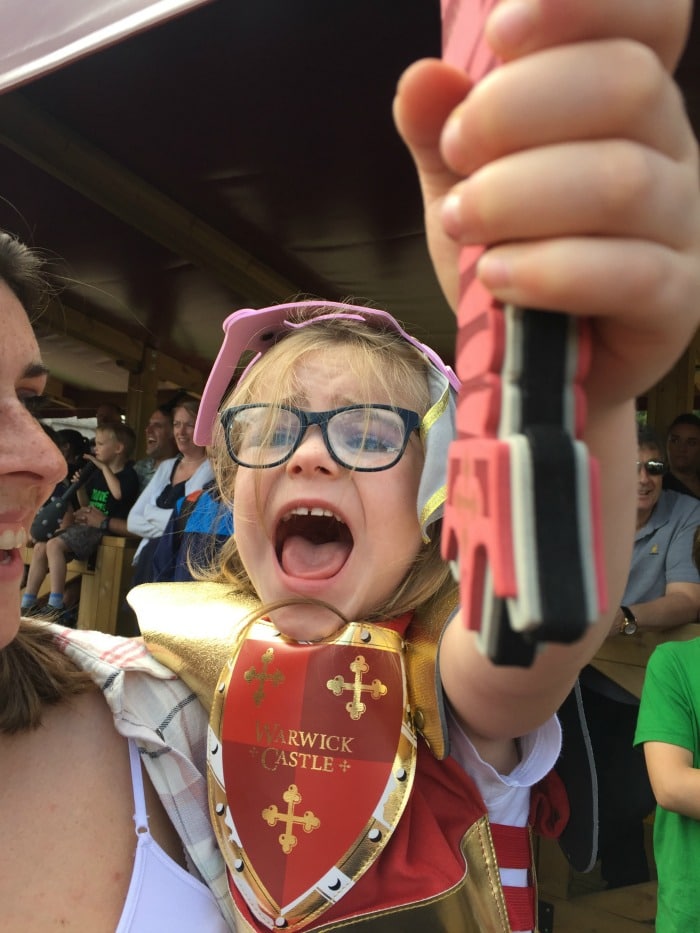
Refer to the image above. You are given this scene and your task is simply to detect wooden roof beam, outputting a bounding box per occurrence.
[38,302,205,391]
[0,91,300,306]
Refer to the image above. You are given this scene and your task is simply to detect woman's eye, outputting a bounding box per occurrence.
[21,393,48,415]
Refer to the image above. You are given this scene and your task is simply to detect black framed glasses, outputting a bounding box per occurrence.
[636,459,666,476]
[220,404,420,471]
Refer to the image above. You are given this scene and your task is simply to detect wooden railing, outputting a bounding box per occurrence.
[21,535,139,635]
[590,622,700,698]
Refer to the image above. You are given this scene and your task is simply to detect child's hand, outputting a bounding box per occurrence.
[82,453,103,472]
[394,0,700,406]
[74,506,104,528]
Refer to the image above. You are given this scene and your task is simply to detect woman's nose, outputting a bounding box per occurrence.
[1,408,66,487]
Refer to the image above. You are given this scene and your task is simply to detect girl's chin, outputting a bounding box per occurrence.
[269,603,347,643]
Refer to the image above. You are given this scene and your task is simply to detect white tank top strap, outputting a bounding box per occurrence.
[117,738,229,931]
[127,738,149,834]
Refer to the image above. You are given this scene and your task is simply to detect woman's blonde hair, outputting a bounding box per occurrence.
[206,313,456,620]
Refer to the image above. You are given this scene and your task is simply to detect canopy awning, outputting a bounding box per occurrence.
[0,0,211,93]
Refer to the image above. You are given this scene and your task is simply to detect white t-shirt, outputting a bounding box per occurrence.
[127,456,214,561]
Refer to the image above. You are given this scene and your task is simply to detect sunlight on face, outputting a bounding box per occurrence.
[0,281,66,646]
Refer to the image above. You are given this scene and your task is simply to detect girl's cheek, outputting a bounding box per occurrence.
[232,471,260,523]
[254,476,269,522]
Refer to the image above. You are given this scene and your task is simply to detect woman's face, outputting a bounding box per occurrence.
[173,405,204,459]
[0,281,66,646]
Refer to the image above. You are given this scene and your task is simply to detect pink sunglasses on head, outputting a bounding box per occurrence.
[194,301,459,446]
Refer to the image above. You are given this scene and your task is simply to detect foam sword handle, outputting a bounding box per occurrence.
[439,0,607,665]
[30,459,98,542]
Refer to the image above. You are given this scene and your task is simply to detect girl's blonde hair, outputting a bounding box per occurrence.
[207,313,456,620]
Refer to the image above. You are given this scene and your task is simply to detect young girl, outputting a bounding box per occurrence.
[124,2,700,930]
[132,300,569,931]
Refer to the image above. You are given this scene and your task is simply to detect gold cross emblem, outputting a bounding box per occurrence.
[244,647,284,705]
[326,654,387,720]
[262,784,320,854]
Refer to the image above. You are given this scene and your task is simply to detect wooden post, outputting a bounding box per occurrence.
[125,348,160,458]
[645,330,700,437]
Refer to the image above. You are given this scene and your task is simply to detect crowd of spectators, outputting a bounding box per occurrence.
[22,396,230,625]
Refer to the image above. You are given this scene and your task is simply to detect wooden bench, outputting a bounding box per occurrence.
[21,535,139,635]
[548,880,658,932]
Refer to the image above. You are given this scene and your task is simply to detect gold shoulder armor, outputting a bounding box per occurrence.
[405,587,459,761]
[131,579,458,743]
[129,581,261,712]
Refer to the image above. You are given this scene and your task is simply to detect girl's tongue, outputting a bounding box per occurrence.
[277,513,352,580]
[280,536,350,580]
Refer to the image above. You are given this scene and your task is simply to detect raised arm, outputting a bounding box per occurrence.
[395,0,700,743]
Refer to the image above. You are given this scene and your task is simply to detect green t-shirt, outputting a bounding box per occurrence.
[635,638,700,932]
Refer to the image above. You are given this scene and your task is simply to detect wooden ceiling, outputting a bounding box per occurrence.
[1,0,699,416]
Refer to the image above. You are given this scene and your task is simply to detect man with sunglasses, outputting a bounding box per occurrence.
[581,425,700,890]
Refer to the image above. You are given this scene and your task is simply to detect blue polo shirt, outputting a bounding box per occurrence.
[623,489,700,603]
[583,489,700,703]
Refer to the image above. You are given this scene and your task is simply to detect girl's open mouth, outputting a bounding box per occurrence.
[275,507,353,580]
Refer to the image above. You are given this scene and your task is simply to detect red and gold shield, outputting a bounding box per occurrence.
[208,617,416,930]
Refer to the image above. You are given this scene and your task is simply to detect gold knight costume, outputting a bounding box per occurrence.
[131,581,570,933]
